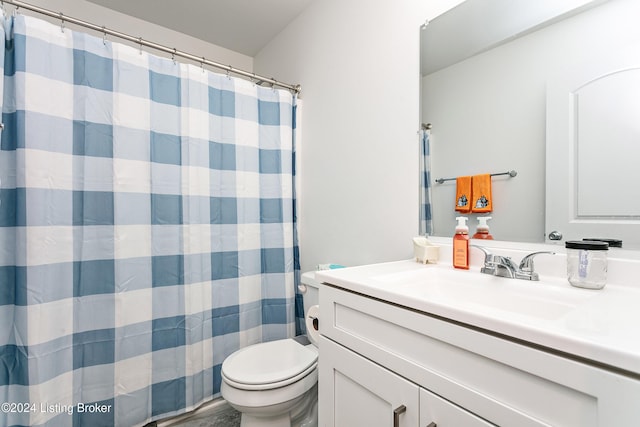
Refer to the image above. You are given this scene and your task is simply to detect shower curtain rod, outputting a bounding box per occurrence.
[2,0,302,93]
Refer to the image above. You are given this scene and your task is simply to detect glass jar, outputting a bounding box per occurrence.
[565,241,608,289]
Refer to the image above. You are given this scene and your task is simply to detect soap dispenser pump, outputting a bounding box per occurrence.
[472,216,493,240]
[453,216,469,270]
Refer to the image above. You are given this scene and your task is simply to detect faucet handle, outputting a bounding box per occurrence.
[518,251,555,280]
[471,245,496,275]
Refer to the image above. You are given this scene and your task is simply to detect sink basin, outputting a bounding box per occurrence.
[371,267,595,321]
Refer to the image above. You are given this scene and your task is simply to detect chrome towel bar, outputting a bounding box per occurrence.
[435,170,517,184]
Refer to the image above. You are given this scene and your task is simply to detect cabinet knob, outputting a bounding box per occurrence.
[393,404,406,427]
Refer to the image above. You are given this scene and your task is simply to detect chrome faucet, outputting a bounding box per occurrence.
[471,245,555,281]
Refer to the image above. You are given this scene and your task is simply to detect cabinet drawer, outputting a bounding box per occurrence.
[421,388,493,427]
[320,285,640,426]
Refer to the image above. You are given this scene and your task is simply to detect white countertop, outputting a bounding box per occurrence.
[316,259,640,377]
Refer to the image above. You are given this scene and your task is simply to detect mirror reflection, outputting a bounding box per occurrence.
[420,0,640,247]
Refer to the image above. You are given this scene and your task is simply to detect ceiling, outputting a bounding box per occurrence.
[420,0,606,76]
[87,0,315,57]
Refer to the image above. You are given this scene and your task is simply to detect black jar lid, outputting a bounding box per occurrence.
[565,240,609,250]
[583,238,622,248]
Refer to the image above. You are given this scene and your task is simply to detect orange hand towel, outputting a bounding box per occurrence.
[455,176,472,212]
[472,174,492,213]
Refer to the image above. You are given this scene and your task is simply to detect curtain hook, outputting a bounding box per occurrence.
[59,12,65,33]
[172,48,177,65]
[102,26,107,45]
[226,66,231,80]
[201,57,206,73]
[138,37,143,55]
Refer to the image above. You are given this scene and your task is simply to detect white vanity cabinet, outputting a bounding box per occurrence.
[318,283,640,427]
[320,335,420,427]
[321,335,491,427]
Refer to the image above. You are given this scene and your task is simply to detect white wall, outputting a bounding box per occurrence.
[422,0,639,243]
[254,0,463,273]
[9,0,252,71]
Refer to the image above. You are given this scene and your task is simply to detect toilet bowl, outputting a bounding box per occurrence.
[220,272,321,427]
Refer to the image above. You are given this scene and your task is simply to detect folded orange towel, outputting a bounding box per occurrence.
[472,174,492,213]
[455,176,471,212]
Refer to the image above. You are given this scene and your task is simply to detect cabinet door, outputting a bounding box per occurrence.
[420,388,495,427]
[319,336,419,427]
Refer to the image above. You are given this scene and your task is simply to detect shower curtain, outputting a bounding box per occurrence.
[419,129,433,235]
[0,14,300,427]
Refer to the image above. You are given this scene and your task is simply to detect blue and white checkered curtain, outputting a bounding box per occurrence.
[419,129,433,235]
[0,14,299,427]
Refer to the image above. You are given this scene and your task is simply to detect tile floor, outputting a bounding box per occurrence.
[172,405,240,427]
[147,401,241,427]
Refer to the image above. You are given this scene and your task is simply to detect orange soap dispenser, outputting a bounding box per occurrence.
[453,216,469,270]
[472,216,493,240]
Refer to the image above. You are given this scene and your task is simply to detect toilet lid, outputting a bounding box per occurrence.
[222,339,318,389]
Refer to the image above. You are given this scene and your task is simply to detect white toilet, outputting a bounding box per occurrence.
[220,271,321,427]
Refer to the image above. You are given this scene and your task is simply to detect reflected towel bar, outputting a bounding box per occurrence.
[435,170,517,184]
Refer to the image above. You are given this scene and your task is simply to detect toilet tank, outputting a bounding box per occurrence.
[300,271,320,316]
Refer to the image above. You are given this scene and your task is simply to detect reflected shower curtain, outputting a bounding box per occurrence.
[0,15,299,427]
[419,129,433,235]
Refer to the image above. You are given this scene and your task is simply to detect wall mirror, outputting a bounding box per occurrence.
[421,0,640,248]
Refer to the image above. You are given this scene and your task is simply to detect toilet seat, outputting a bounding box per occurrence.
[222,338,318,391]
